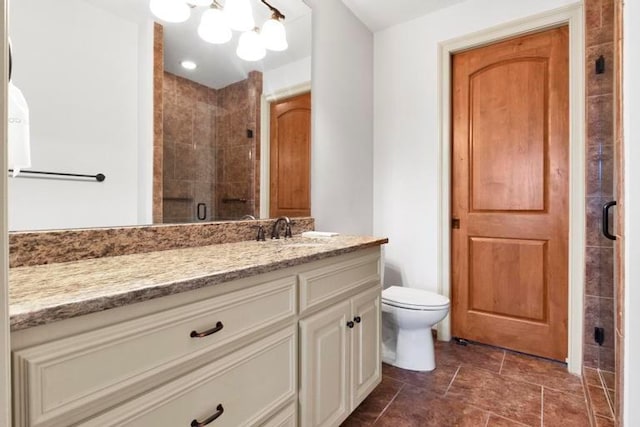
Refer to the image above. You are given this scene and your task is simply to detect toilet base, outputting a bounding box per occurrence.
[386,328,436,372]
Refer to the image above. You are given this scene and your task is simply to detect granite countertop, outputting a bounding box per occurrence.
[9,235,388,331]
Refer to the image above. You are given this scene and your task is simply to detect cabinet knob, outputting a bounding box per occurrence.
[354,316,361,323]
[190,321,224,338]
[346,321,355,329]
[191,404,224,426]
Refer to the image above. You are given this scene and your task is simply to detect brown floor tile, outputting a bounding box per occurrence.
[600,370,615,390]
[342,376,404,426]
[595,415,615,427]
[374,385,490,427]
[543,388,590,427]
[486,414,530,426]
[584,367,601,387]
[435,341,505,372]
[605,389,615,415]
[501,352,583,395]
[588,385,614,418]
[446,366,541,425]
[382,363,459,395]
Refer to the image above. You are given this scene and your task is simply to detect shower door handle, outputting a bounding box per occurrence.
[197,203,207,221]
[602,201,617,241]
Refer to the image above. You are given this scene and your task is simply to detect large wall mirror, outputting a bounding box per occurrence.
[7,0,312,231]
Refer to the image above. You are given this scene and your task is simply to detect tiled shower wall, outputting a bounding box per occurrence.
[215,71,262,220]
[161,71,262,223]
[583,0,615,372]
[162,72,218,223]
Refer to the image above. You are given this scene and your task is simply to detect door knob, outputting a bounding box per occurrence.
[354,316,361,323]
[346,321,355,329]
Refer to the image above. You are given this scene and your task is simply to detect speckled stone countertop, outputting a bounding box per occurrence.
[9,235,388,331]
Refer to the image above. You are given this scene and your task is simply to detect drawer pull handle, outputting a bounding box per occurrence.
[190,321,224,338]
[191,404,224,427]
[354,316,362,323]
[347,321,355,329]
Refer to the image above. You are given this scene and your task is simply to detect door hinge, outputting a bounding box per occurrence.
[452,218,460,229]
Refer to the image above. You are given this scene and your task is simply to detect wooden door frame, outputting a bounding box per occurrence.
[436,4,585,374]
[259,82,311,218]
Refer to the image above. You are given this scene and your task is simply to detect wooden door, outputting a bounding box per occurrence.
[270,92,311,218]
[299,300,350,427]
[451,27,569,361]
[350,287,381,410]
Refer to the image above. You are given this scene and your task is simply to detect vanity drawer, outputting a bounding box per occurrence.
[13,277,296,427]
[299,251,380,315]
[81,326,296,427]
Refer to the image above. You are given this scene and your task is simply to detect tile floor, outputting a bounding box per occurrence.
[342,341,591,427]
[583,367,616,425]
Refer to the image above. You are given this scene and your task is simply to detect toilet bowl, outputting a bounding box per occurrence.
[381,286,450,372]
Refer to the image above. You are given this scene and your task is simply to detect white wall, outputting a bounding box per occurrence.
[373,0,579,289]
[307,0,374,235]
[263,56,311,96]
[8,0,153,231]
[624,0,640,423]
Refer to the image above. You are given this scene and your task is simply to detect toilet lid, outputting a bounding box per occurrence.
[382,286,450,310]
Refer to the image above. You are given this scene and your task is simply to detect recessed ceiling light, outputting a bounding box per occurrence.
[181,60,197,70]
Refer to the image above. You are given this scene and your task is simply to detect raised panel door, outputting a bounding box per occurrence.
[349,287,381,410]
[451,27,569,360]
[299,301,350,427]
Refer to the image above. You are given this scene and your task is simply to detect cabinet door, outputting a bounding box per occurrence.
[350,286,382,409]
[299,300,351,427]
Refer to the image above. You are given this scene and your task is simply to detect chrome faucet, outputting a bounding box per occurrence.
[241,214,256,220]
[271,216,292,239]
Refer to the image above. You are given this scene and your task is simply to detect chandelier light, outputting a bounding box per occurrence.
[236,29,266,61]
[149,0,287,61]
[198,7,232,44]
[261,14,287,51]
[224,0,255,32]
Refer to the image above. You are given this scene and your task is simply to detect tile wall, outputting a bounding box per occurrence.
[162,72,218,223]
[161,71,262,223]
[583,0,616,373]
[215,70,262,220]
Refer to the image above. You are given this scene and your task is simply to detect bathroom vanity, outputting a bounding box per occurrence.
[8,235,387,427]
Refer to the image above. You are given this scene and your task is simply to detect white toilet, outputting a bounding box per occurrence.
[381,286,450,372]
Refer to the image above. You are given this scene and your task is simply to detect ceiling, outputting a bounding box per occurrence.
[84,0,312,89]
[340,0,466,32]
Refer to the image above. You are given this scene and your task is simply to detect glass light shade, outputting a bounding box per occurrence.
[189,0,212,5]
[198,9,232,44]
[261,18,288,51]
[236,30,266,61]
[224,0,255,32]
[149,0,190,23]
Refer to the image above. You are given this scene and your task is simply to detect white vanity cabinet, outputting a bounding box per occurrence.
[298,255,381,427]
[11,247,383,427]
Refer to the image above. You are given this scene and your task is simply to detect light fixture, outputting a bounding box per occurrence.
[224,0,255,32]
[236,29,266,62]
[261,14,287,51]
[149,0,191,23]
[198,7,232,44]
[189,0,213,6]
[181,60,198,70]
[149,0,288,62]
